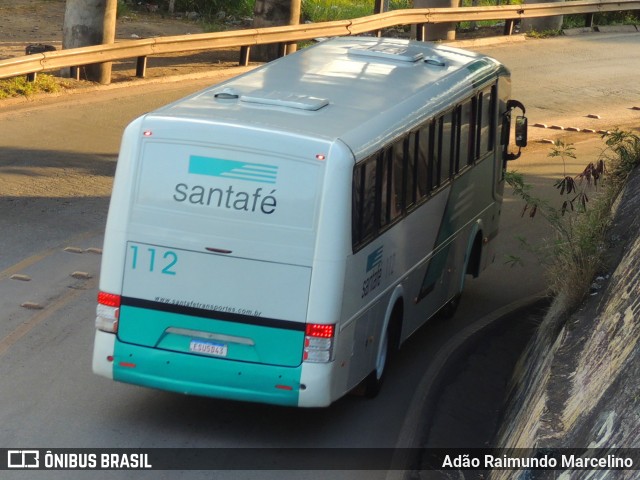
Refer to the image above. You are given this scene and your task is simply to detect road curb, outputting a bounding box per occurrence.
[446,33,528,48]
[385,290,548,478]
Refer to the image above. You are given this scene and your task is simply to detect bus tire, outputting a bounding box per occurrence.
[363,327,389,398]
[440,293,461,319]
[363,303,401,398]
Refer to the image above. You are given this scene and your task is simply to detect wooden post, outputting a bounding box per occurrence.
[373,0,389,37]
[285,0,301,55]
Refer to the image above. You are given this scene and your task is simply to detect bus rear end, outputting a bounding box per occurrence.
[92,115,341,407]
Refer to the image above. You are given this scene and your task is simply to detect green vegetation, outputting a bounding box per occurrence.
[116,0,134,18]
[562,10,640,29]
[525,29,563,38]
[122,0,639,34]
[0,74,66,99]
[457,0,523,31]
[176,0,254,18]
[506,131,640,312]
[124,0,412,23]
[302,0,411,22]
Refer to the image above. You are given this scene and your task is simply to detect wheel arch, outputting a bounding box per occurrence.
[380,284,404,352]
[465,220,484,281]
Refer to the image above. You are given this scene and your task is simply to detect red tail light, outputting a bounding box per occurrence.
[305,323,335,339]
[304,324,335,363]
[96,291,121,333]
[98,291,121,308]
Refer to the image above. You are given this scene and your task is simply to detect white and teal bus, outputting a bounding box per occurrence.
[93,36,527,407]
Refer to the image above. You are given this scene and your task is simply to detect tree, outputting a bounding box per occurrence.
[521,0,564,33]
[252,0,301,62]
[414,0,458,41]
[62,0,118,84]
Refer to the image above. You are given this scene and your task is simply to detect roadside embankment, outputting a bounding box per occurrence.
[491,165,640,479]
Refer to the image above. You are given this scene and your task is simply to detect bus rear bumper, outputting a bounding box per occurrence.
[93,330,116,379]
[97,334,303,407]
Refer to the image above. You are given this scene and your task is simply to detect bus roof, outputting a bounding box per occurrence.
[152,36,509,158]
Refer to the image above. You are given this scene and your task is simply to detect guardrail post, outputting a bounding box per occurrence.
[416,23,427,41]
[69,66,81,81]
[504,19,515,35]
[585,13,595,27]
[239,46,251,66]
[277,43,287,58]
[136,56,147,78]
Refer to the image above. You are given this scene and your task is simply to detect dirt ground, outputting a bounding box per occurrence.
[0,0,247,83]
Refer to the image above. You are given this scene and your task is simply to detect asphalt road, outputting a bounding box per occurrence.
[0,31,639,479]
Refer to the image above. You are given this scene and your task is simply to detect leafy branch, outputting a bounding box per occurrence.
[504,130,640,312]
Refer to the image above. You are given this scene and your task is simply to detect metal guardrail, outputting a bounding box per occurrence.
[0,0,638,81]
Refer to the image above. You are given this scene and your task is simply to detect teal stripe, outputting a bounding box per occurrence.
[189,156,278,184]
[366,246,384,271]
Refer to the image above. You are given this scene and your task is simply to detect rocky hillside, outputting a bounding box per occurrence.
[491,166,640,478]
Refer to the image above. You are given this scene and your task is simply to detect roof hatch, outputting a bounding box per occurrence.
[348,44,424,63]
[239,91,329,111]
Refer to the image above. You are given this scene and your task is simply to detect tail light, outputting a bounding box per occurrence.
[303,323,335,363]
[96,291,120,333]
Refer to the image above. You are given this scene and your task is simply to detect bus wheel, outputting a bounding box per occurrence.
[363,326,389,398]
[440,293,461,319]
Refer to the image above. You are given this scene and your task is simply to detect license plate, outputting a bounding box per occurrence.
[189,340,228,357]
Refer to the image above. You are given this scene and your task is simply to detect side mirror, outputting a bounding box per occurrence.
[515,115,528,148]
[503,100,527,161]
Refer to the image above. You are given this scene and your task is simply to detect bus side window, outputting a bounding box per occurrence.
[360,156,378,244]
[478,86,495,156]
[416,126,430,201]
[379,142,405,229]
[352,160,376,247]
[379,148,390,229]
[453,106,462,175]
[431,119,441,190]
[459,99,475,167]
[405,133,418,210]
[440,111,454,185]
[392,140,404,221]
[352,164,363,246]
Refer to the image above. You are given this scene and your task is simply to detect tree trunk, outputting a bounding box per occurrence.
[521,0,564,33]
[63,0,118,84]
[252,0,301,62]
[414,0,458,41]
